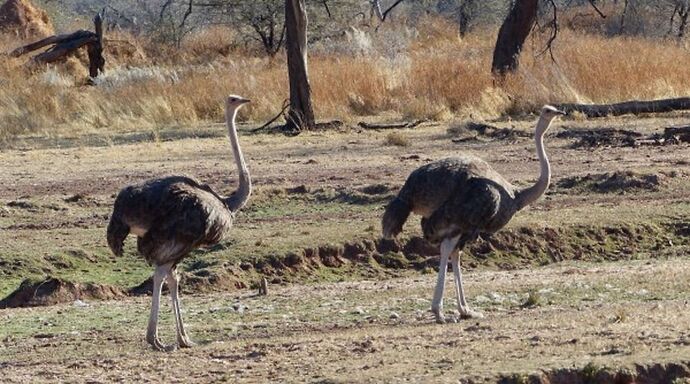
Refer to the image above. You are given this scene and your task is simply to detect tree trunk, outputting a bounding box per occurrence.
[285,0,314,130]
[678,5,689,39]
[87,13,105,79]
[457,0,475,36]
[557,97,690,118]
[491,0,538,76]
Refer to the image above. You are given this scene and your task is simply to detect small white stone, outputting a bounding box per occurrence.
[73,299,89,307]
[474,295,491,304]
[488,292,504,302]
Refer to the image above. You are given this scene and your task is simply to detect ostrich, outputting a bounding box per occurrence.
[106,95,252,351]
[382,105,565,323]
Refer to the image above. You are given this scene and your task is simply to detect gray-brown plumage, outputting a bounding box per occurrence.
[106,95,252,351]
[382,105,565,323]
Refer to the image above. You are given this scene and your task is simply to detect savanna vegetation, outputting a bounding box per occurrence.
[1,0,690,141]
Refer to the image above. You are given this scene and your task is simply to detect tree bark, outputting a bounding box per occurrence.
[285,0,315,130]
[558,97,690,118]
[10,13,105,81]
[491,0,538,76]
[32,36,97,64]
[10,30,94,57]
[87,13,105,79]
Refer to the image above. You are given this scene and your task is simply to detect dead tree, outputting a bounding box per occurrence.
[370,0,405,22]
[11,13,105,80]
[285,0,315,130]
[558,97,690,118]
[491,0,538,76]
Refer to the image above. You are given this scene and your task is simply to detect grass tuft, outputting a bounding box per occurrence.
[384,132,410,147]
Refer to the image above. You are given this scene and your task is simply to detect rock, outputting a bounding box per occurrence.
[231,303,247,314]
[73,299,89,307]
[352,306,366,315]
[488,292,504,302]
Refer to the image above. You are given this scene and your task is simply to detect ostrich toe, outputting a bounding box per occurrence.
[432,308,446,324]
[148,335,177,352]
[178,335,196,348]
[460,308,484,320]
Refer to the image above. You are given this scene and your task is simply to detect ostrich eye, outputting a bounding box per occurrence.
[231,98,237,102]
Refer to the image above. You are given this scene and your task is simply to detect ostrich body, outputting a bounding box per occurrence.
[382,106,565,323]
[107,95,252,350]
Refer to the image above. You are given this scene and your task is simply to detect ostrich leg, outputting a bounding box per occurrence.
[167,267,195,348]
[451,251,483,319]
[431,235,460,324]
[146,263,175,351]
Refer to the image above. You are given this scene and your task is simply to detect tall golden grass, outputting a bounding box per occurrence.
[1,16,690,141]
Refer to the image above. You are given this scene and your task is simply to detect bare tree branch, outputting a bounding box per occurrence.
[370,0,405,22]
[321,0,332,18]
[178,0,194,37]
[536,0,559,65]
[586,0,607,19]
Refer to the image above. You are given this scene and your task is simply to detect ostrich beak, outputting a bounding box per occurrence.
[556,109,567,116]
[240,98,251,104]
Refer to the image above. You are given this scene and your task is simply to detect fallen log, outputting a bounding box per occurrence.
[10,13,105,80]
[10,30,95,57]
[558,97,690,118]
[32,35,96,63]
[358,119,427,129]
[664,126,690,143]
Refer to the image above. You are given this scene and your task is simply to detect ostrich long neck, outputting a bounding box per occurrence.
[225,107,252,212]
[515,115,552,211]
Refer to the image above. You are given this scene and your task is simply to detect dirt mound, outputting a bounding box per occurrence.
[127,218,686,295]
[0,277,125,308]
[556,171,667,193]
[246,221,681,277]
[279,183,396,205]
[128,269,248,296]
[9,220,685,304]
[258,183,396,206]
[499,361,690,384]
[0,0,53,38]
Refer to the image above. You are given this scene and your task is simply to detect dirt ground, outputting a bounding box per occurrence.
[0,258,689,383]
[0,113,689,382]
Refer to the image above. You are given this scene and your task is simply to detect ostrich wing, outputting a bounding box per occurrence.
[137,183,233,266]
[422,178,502,245]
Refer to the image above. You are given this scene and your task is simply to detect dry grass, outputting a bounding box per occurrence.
[2,18,690,141]
[384,131,410,147]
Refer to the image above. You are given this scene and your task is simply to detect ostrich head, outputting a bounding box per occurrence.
[541,105,566,118]
[537,105,566,134]
[226,95,251,111]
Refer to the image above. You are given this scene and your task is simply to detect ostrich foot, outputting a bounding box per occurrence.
[147,335,177,352]
[431,307,446,324]
[459,308,484,320]
[178,336,196,348]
